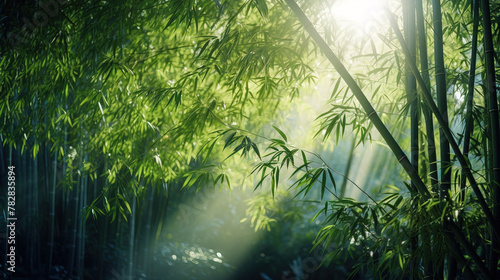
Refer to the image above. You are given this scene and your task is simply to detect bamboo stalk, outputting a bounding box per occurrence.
[403,2,420,277]
[33,148,40,273]
[142,184,154,275]
[431,0,451,200]
[404,0,419,194]
[416,0,438,194]
[458,6,481,275]
[78,153,88,279]
[129,195,137,279]
[27,146,34,275]
[48,149,58,276]
[480,0,500,274]
[98,161,109,280]
[447,221,494,279]
[431,1,457,277]
[339,138,356,198]
[415,2,439,274]
[70,140,83,278]
[445,230,481,280]
[460,0,480,202]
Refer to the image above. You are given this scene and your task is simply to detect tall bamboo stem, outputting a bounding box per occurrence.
[142,184,154,275]
[129,195,137,279]
[339,138,356,198]
[461,0,480,201]
[458,7,481,276]
[69,140,83,278]
[416,0,438,194]
[415,2,438,274]
[431,0,451,200]
[431,0,457,276]
[480,0,500,275]
[403,1,420,277]
[33,149,40,273]
[48,149,58,276]
[404,0,419,194]
[78,152,88,279]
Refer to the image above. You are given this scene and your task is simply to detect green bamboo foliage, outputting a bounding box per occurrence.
[285,0,430,199]
[387,10,497,234]
[479,0,500,275]
[388,10,497,278]
[284,0,496,277]
[2,0,499,278]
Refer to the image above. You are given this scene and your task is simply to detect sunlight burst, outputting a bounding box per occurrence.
[329,0,386,32]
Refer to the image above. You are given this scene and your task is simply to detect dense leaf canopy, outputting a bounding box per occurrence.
[1,0,500,279]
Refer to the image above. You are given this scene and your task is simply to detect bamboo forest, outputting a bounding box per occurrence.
[1,0,499,279]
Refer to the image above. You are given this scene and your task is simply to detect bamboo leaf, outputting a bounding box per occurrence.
[252,0,269,19]
[321,169,326,200]
[327,169,337,193]
[272,125,287,142]
[251,142,261,159]
[224,132,237,149]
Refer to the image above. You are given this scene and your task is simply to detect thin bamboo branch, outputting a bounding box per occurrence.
[480,0,500,274]
[209,110,381,204]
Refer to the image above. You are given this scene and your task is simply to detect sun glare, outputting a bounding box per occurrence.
[329,0,386,32]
